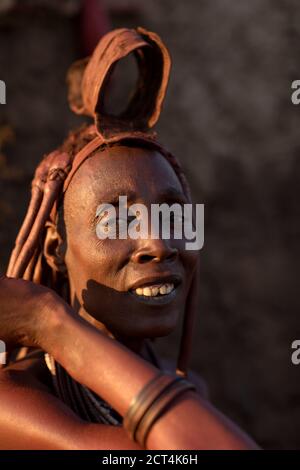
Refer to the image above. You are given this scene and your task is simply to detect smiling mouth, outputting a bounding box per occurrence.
[128,279,181,305]
[133,282,175,298]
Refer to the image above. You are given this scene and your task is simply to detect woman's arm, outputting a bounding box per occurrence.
[0,275,258,449]
[0,275,141,449]
[43,302,258,450]
[0,366,141,450]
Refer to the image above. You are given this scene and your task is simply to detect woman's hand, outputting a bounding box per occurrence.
[0,273,72,350]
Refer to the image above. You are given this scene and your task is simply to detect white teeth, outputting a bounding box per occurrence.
[159,285,167,295]
[143,287,152,297]
[134,283,175,297]
[166,284,173,294]
[151,287,159,296]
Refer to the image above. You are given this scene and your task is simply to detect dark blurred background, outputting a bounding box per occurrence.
[0,0,300,449]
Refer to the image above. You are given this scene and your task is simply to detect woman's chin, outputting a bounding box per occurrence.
[115,316,178,339]
[81,299,180,340]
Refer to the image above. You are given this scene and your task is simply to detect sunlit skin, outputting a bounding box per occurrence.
[0,145,258,449]
[46,145,197,354]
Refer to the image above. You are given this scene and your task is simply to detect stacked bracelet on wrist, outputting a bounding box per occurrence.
[123,372,196,448]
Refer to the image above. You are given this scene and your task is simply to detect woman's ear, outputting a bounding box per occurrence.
[43,221,67,275]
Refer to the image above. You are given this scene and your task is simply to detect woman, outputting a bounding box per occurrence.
[0,27,258,450]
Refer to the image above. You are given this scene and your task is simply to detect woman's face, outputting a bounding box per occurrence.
[61,145,198,340]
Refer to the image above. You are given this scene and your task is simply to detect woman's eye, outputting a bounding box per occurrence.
[127,215,138,223]
[104,217,117,225]
[97,214,137,226]
[117,215,136,224]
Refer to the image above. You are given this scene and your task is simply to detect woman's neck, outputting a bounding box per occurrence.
[69,291,160,364]
[77,306,152,360]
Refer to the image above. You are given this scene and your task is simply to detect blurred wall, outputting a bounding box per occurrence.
[0,0,300,449]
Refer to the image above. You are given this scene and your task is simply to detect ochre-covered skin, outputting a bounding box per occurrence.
[0,28,258,449]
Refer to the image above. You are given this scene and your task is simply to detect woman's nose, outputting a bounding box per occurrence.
[131,239,178,264]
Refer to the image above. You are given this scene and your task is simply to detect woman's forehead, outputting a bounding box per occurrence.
[68,145,184,203]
